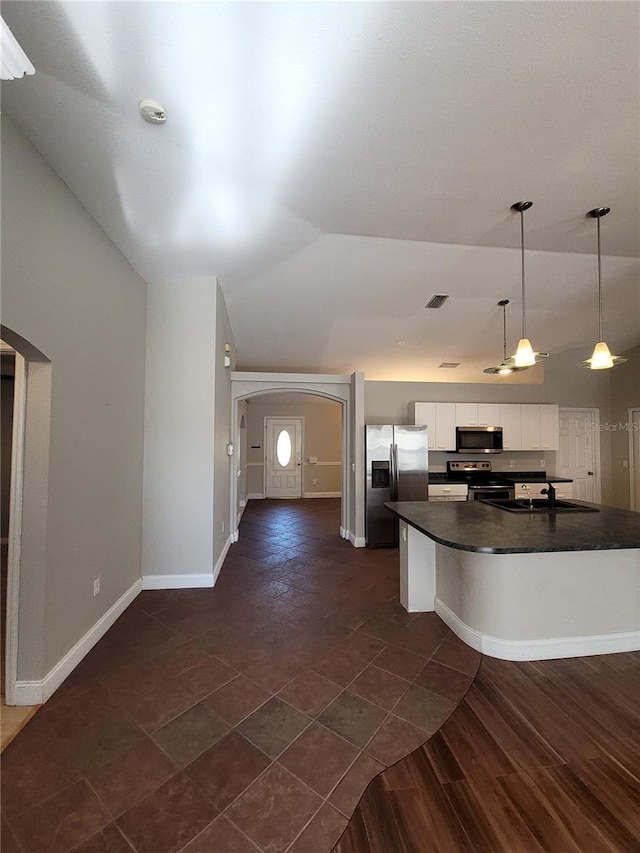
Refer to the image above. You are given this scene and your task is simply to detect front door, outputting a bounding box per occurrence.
[265,418,302,498]
[557,409,599,501]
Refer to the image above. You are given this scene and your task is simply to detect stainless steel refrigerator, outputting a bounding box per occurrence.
[365,424,429,547]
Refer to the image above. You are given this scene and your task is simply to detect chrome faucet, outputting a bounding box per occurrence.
[522,484,533,509]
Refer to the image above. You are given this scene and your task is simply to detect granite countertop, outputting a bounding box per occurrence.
[428,471,573,485]
[385,500,640,554]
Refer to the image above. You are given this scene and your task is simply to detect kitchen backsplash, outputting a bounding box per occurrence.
[428,451,554,473]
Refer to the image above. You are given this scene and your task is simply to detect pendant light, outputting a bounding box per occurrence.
[580,207,628,370]
[483,300,529,374]
[510,201,549,367]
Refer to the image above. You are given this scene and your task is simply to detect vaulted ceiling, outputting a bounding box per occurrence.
[2,1,639,381]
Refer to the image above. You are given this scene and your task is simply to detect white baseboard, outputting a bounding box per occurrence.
[302,491,342,498]
[142,573,215,590]
[213,535,232,584]
[347,530,366,548]
[435,599,640,661]
[247,493,265,500]
[11,578,142,706]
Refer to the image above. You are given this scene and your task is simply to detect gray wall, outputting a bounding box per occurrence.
[142,278,217,580]
[609,345,640,509]
[1,116,147,677]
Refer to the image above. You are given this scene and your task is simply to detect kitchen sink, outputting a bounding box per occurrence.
[480,498,599,513]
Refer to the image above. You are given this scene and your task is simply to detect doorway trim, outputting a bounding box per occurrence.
[230,372,365,546]
[629,407,640,510]
[1,326,53,706]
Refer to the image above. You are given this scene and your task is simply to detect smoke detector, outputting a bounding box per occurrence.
[138,98,167,124]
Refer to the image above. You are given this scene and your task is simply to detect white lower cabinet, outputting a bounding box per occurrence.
[428,484,468,501]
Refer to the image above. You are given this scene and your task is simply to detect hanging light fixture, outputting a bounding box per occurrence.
[483,300,529,375]
[580,207,628,370]
[510,201,549,367]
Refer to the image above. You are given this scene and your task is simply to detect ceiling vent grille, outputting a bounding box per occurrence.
[425,294,449,309]
[439,362,460,369]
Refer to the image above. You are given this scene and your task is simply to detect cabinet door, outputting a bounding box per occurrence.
[455,403,478,426]
[521,404,541,450]
[435,403,456,451]
[540,405,559,450]
[499,404,522,451]
[411,403,436,450]
[478,404,501,426]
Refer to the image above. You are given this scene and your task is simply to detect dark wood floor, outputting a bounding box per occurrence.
[334,650,640,852]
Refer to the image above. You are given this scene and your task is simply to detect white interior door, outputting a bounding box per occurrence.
[557,409,599,501]
[265,418,302,498]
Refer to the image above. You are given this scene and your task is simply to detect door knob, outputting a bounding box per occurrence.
[588,471,594,475]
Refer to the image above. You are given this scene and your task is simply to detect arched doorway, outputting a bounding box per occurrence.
[231,373,365,547]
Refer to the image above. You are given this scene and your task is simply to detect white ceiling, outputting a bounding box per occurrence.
[2,1,639,381]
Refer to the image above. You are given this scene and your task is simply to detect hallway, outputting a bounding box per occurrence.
[1,499,479,852]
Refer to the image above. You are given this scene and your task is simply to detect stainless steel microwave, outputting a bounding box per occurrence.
[455,426,503,454]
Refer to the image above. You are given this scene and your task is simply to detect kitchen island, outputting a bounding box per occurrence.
[386,500,640,661]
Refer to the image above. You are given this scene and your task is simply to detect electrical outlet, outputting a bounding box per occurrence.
[312,478,317,485]
[93,577,100,597]
[509,460,515,468]
[540,458,546,467]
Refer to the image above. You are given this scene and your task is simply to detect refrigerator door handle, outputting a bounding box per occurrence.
[392,443,399,500]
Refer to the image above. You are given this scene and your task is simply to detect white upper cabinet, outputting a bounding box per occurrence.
[435,404,456,451]
[499,404,523,451]
[540,405,560,450]
[521,404,542,450]
[411,401,559,452]
[517,404,560,451]
[477,404,501,426]
[410,402,436,449]
[455,403,478,426]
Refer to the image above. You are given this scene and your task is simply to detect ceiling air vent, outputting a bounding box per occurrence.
[439,362,460,369]
[425,294,449,309]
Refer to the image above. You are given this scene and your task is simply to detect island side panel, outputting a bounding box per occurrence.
[435,545,640,660]
[399,521,435,612]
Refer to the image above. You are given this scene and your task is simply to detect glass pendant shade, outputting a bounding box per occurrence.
[514,338,536,367]
[589,341,614,370]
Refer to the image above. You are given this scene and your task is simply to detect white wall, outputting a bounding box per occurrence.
[1,116,147,677]
[142,278,217,583]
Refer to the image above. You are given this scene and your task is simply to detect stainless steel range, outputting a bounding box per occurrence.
[447,460,515,501]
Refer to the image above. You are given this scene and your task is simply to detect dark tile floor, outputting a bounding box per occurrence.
[1,499,480,853]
